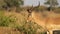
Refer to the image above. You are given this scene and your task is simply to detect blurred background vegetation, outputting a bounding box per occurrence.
[0,0,60,34]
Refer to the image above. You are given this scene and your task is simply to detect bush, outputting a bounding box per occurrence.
[0,15,16,27]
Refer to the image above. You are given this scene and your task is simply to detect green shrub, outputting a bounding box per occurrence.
[0,15,16,27]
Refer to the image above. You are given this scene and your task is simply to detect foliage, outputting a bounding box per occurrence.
[0,0,24,11]
[4,0,24,7]
[0,12,16,27]
[44,0,58,11]
[45,0,58,6]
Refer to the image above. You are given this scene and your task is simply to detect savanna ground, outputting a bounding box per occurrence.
[0,8,60,34]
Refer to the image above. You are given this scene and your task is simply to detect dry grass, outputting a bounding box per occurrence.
[0,27,21,34]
